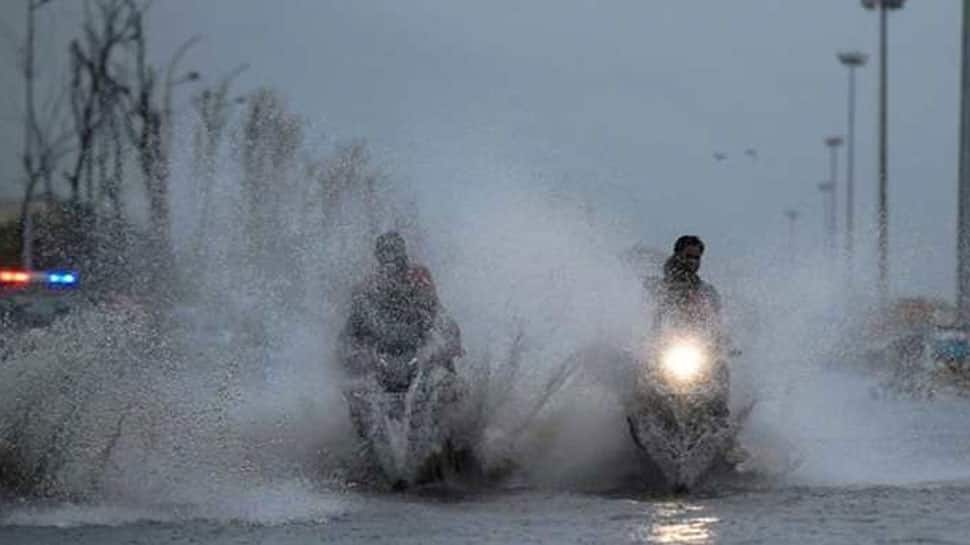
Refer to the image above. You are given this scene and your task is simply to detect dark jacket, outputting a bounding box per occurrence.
[346,264,439,356]
[654,255,721,333]
[341,263,465,381]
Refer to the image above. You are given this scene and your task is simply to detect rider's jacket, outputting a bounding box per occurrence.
[346,264,439,356]
[653,256,721,336]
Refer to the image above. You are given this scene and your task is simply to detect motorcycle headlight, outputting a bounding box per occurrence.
[660,340,708,385]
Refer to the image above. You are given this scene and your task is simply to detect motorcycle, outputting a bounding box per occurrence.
[342,317,478,489]
[626,328,748,492]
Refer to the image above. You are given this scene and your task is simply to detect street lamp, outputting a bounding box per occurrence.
[822,137,843,261]
[861,0,905,8]
[959,0,970,324]
[824,135,844,239]
[862,0,906,303]
[838,51,868,275]
[818,181,836,254]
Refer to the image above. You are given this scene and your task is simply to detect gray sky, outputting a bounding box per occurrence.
[0,0,961,299]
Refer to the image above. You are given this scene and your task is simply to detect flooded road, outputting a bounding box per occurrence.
[3,482,970,544]
[4,382,970,545]
[4,302,970,544]
[5,382,970,545]
[4,343,970,545]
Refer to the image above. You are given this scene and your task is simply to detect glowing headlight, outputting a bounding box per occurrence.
[660,341,708,384]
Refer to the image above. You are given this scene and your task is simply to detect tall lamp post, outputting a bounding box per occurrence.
[818,181,836,255]
[824,136,844,252]
[862,0,906,304]
[959,0,970,324]
[838,52,868,276]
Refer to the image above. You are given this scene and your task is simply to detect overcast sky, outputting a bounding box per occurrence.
[0,1,961,299]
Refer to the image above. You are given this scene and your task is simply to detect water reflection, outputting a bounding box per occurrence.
[632,503,718,544]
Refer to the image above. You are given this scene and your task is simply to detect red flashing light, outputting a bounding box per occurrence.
[0,270,31,284]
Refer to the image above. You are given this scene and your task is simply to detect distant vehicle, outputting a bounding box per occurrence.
[0,268,79,291]
[1,269,79,333]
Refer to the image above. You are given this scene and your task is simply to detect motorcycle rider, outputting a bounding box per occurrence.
[654,235,721,332]
[339,232,473,488]
[341,231,462,379]
[654,235,732,420]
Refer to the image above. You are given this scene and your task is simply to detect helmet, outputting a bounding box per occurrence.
[375,231,408,267]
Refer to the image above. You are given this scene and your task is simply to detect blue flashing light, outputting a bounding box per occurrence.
[47,270,79,286]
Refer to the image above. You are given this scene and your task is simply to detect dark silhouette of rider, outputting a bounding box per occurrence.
[654,235,721,333]
[655,235,730,420]
[342,231,461,377]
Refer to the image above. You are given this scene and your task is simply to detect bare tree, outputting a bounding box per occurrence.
[12,0,204,290]
[306,139,382,236]
[302,138,408,301]
[19,0,73,268]
[190,64,247,257]
[122,0,169,254]
[64,0,138,209]
[59,0,200,277]
[124,9,200,256]
[238,88,303,270]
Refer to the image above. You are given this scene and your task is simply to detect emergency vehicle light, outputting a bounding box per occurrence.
[1,269,79,287]
[47,271,78,285]
[0,270,31,284]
